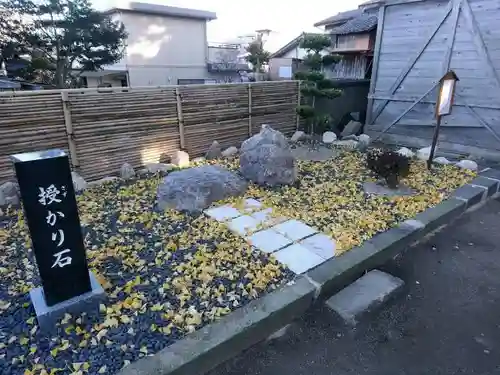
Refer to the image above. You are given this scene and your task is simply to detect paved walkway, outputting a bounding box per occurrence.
[205,199,336,274]
[210,198,500,375]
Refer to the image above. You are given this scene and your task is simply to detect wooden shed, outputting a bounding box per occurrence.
[366,0,500,160]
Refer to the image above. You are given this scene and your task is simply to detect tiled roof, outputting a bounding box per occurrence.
[269,32,322,59]
[104,2,216,21]
[328,14,378,35]
[314,9,362,27]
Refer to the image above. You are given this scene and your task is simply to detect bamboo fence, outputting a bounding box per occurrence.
[0,81,300,183]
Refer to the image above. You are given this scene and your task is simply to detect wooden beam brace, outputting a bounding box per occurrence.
[372,82,440,141]
[442,0,462,74]
[366,5,386,125]
[370,0,453,125]
[456,93,500,144]
[461,0,500,92]
[368,94,500,111]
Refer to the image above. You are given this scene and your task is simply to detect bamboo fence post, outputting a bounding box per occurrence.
[175,87,186,149]
[296,80,301,131]
[61,91,79,168]
[248,83,252,136]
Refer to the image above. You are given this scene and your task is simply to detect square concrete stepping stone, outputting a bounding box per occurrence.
[205,205,241,222]
[300,233,336,260]
[227,215,261,236]
[271,219,317,241]
[251,208,287,228]
[273,243,325,274]
[325,270,404,325]
[242,198,263,212]
[247,228,293,253]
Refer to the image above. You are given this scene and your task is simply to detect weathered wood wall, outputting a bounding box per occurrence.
[0,81,300,183]
[366,0,500,160]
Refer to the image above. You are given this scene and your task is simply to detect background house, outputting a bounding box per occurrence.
[82,2,246,87]
[268,33,322,81]
[206,42,251,83]
[314,1,381,80]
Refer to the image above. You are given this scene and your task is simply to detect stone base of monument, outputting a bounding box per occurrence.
[30,271,106,332]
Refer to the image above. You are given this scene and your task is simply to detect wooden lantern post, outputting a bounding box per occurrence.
[427,70,459,170]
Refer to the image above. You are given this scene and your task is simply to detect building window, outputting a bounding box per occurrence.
[336,35,357,49]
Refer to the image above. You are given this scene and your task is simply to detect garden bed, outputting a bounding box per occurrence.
[0,149,475,375]
[211,149,476,254]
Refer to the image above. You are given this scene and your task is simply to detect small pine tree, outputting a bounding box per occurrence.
[295,34,342,136]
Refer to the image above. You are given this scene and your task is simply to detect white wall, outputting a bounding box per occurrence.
[108,11,211,86]
[281,47,308,60]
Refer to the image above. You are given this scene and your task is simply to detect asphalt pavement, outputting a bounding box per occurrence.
[210,198,500,375]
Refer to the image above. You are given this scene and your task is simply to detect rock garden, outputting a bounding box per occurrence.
[0,125,476,375]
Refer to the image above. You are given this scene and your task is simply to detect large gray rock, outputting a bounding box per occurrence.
[240,126,296,186]
[156,165,247,212]
[241,124,289,153]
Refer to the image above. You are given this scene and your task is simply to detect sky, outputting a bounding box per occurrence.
[93,0,364,52]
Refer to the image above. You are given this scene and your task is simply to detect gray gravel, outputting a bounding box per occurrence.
[210,198,500,375]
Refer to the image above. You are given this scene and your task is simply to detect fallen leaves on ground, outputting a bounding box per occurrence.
[0,150,474,374]
[0,174,292,375]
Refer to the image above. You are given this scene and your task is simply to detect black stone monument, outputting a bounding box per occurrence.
[11,149,104,329]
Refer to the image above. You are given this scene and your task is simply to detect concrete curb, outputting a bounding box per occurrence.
[118,169,499,375]
[118,277,315,375]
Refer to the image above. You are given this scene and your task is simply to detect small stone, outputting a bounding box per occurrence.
[416,146,432,161]
[0,182,19,207]
[222,146,238,157]
[71,172,87,192]
[290,131,305,142]
[358,134,370,145]
[192,157,206,163]
[144,163,175,173]
[357,134,371,152]
[397,147,414,158]
[120,163,136,179]
[333,140,358,150]
[205,141,222,160]
[456,159,478,171]
[172,151,190,168]
[322,131,337,144]
[341,120,362,137]
[341,135,359,141]
[434,157,451,165]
